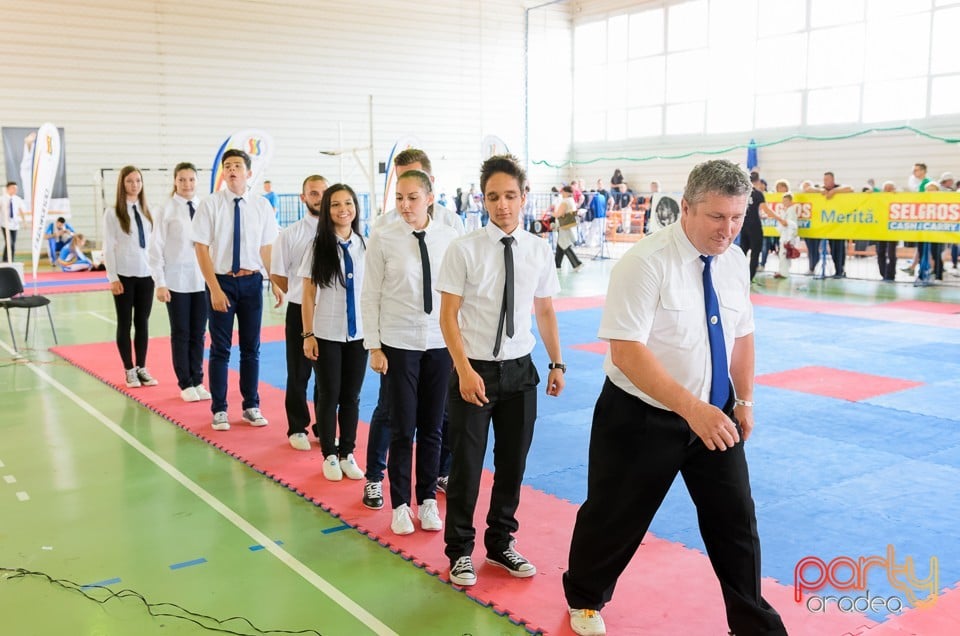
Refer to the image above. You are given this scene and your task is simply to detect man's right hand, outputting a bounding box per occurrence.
[209,288,230,312]
[686,401,740,451]
[458,367,488,406]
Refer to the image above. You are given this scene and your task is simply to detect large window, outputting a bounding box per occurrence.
[572,0,960,142]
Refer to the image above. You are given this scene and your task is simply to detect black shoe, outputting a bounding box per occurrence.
[362,480,383,510]
[485,545,537,578]
[436,475,449,494]
[449,555,477,586]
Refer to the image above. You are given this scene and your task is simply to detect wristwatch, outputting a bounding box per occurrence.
[548,362,567,373]
[301,331,314,339]
[734,398,754,407]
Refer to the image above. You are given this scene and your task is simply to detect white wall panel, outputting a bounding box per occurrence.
[1,0,530,240]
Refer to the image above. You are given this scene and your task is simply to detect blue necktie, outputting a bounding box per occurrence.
[232,197,241,274]
[132,203,145,248]
[187,200,195,220]
[413,230,432,314]
[700,255,729,409]
[8,200,13,220]
[340,240,357,338]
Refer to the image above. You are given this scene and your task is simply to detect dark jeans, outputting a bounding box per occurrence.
[444,355,539,561]
[166,290,207,390]
[2,228,15,262]
[113,275,154,370]
[208,273,263,413]
[739,224,763,280]
[829,239,846,276]
[563,380,786,636]
[876,241,898,281]
[383,345,451,508]
[805,237,821,272]
[284,302,317,436]
[312,338,367,458]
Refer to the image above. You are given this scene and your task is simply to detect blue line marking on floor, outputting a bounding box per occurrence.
[248,539,284,551]
[321,523,350,535]
[81,577,121,589]
[169,557,207,570]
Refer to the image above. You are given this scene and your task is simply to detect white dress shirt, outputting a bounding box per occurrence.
[373,204,465,235]
[297,231,365,342]
[192,189,278,273]
[437,223,559,361]
[362,217,458,351]
[270,212,319,305]
[103,203,153,281]
[599,221,754,410]
[0,194,26,231]
[148,195,204,293]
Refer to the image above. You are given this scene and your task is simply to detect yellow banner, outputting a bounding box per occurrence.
[760,192,960,243]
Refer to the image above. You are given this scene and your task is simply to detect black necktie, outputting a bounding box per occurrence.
[187,200,195,220]
[413,230,432,314]
[493,236,516,357]
[232,197,241,274]
[132,203,145,248]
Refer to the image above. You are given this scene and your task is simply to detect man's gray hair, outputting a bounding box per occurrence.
[683,160,752,205]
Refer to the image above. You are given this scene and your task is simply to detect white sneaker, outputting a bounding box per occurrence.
[569,608,606,636]
[124,368,141,388]
[322,454,343,481]
[180,386,200,402]
[391,504,415,535]
[418,499,443,531]
[136,367,159,386]
[242,408,268,427]
[193,385,212,400]
[339,454,364,480]
[288,433,310,451]
[212,411,230,431]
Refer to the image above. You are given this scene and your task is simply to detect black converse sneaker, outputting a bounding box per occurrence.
[362,480,383,510]
[485,545,536,578]
[449,555,477,586]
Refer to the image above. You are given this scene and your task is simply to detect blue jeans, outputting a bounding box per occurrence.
[208,273,263,413]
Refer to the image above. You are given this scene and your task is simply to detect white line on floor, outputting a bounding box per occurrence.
[0,339,396,636]
[3,475,16,484]
[87,311,117,325]
[16,491,29,501]
[0,459,5,468]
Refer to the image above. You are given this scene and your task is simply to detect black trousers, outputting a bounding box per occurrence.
[876,241,898,281]
[739,224,763,281]
[312,338,367,458]
[555,245,582,269]
[2,228,15,262]
[563,380,785,636]
[829,239,846,276]
[166,290,207,390]
[383,345,451,508]
[444,355,539,561]
[113,275,154,370]
[805,237,821,272]
[284,302,317,436]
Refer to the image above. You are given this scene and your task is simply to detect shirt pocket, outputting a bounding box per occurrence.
[653,286,700,350]
[715,284,748,333]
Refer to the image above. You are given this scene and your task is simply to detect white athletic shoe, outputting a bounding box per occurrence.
[418,499,443,531]
[212,411,230,431]
[288,433,310,451]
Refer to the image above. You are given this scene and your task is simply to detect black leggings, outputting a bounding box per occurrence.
[113,275,154,370]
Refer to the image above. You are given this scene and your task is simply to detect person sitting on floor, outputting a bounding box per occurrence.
[57,233,103,272]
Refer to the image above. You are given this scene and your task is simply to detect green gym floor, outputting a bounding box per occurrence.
[1,248,959,636]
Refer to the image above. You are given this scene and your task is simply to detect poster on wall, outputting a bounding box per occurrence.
[647,193,681,233]
[210,129,274,194]
[3,125,69,212]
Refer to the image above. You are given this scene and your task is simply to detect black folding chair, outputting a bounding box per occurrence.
[0,267,58,352]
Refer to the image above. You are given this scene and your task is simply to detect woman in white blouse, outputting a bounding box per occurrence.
[147,162,210,402]
[104,165,157,389]
[362,169,458,535]
[300,184,368,482]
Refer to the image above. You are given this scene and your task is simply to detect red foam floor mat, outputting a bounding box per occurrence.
[756,366,923,402]
[51,336,880,635]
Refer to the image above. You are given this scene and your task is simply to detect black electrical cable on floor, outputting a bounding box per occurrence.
[1,567,325,636]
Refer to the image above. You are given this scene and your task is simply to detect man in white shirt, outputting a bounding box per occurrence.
[270,175,327,450]
[562,160,785,636]
[1,181,27,262]
[362,149,463,510]
[437,154,565,588]
[193,149,281,431]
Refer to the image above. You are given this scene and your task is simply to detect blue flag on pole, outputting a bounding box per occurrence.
[747,138,758,171]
